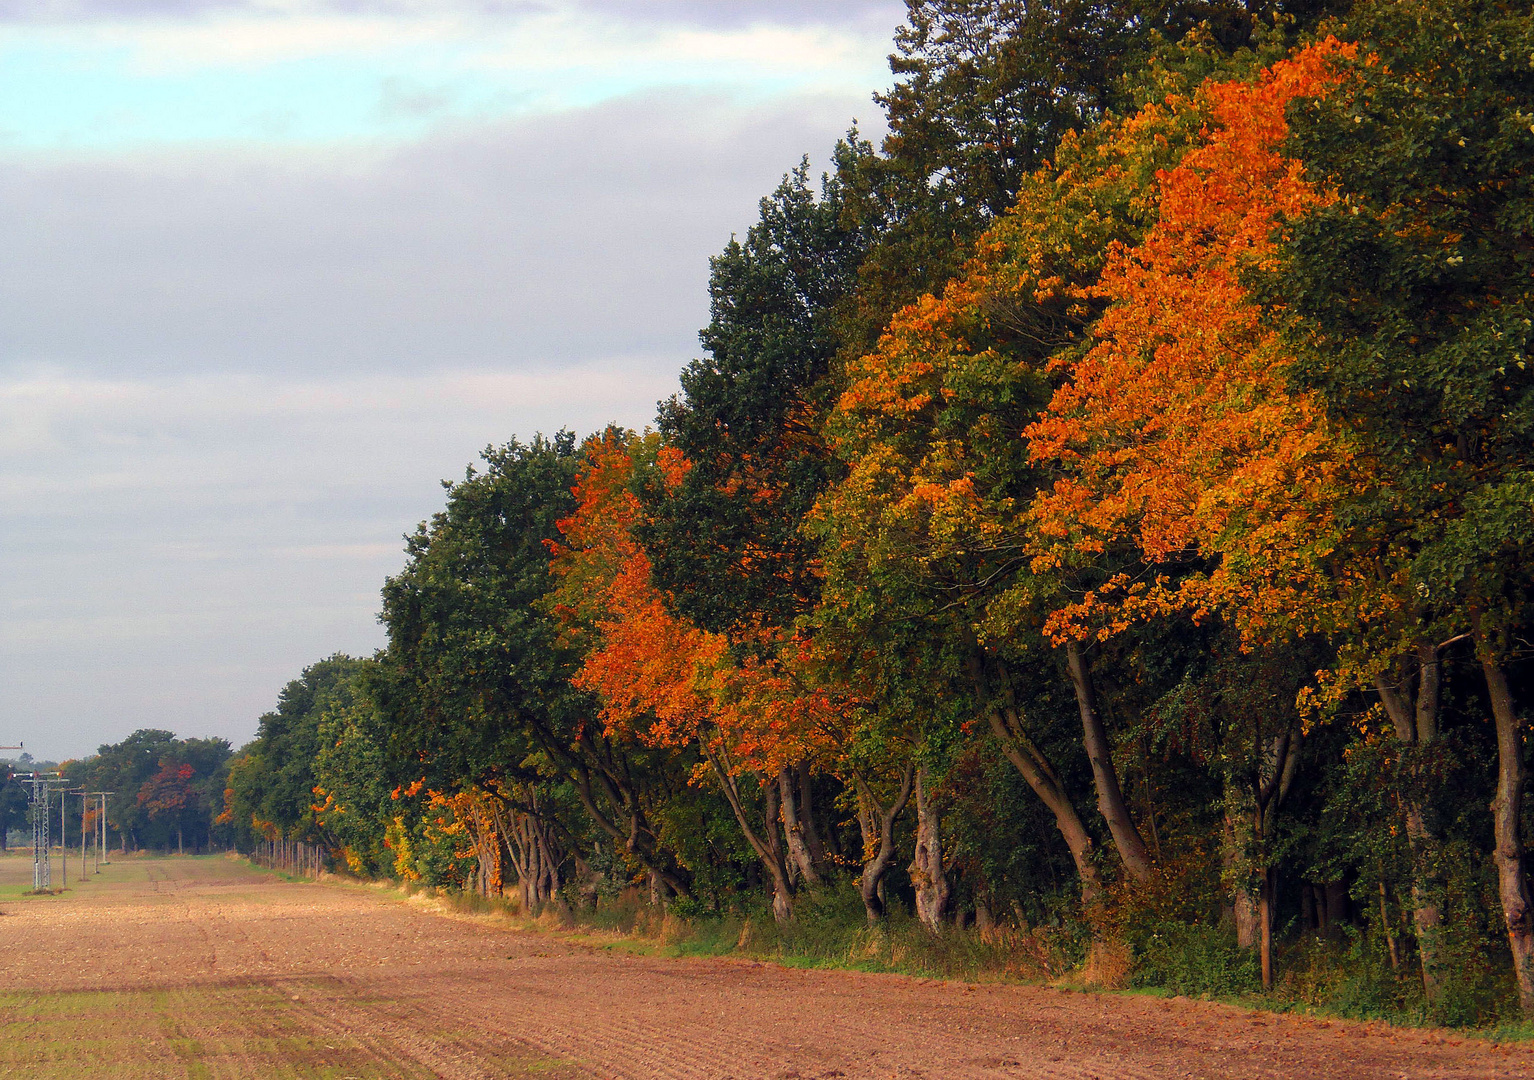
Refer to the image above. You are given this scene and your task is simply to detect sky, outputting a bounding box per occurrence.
[0,0,907,760]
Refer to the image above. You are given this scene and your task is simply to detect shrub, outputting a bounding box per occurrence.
[1132,922,1259,998]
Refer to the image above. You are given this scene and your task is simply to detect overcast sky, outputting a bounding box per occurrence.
[0,0,906,760]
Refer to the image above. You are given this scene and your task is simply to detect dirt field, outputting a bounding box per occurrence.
[0,854,1527,1079]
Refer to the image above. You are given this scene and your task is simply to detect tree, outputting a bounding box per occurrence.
[554,431,810,921]
[1022,37,1356,986]
[79,729,231,852]
[221,656,366,848]
[646,161,868,642]
[1277,0,1534,1011]
[839,0,1343,343]
[640,161,875,915]
[139,763,196,855]
[0,767,27,850]
[818,69,1215,907]
[377,433,694,901]
[311,669,400,877]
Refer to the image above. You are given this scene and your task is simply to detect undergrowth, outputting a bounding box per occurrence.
[385,876,1532,1039]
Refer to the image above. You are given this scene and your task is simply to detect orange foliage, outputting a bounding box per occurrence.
[820,78,1214,601]
[549,432,839,776]
[1026,40,1361,644]
[549,431,724,748]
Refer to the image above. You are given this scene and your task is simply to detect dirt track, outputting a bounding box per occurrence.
[0,856,1527,1079]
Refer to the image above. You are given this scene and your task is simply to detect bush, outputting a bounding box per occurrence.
[1132,922,1259,998]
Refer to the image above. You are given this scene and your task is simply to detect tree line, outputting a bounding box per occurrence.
[1,733,233,855]
[218,0,1534,1024]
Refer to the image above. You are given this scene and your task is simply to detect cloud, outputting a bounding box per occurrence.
[0,1,904,30]
[0,88,878,377]
[575,1,901,30]
[0,2,903,761]
[0,362,677,758]
[0,2,897,150]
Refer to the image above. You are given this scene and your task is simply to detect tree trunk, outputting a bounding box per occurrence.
[970,654,1102,906]
[1259,866,1276,991]
[858,764,916,924]
[1324,879,1349,936]
[1374,640,1447,1002]
[1226,718,1300,976]
[909,763,949,931]
[778,767,822,887]
[1225,813,1260,950]
[764,788,793,923]
[539,825,560,906]
[520,824,535,909]
[797,762,830,879]
[703,747,794,924]
[1066,640,1153,883]
[1480,650,1534,1015]
[177,826,184,856]
[554,735,691,900]
[1380,877,1401,970]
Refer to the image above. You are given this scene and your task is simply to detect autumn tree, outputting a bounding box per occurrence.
[641,161,872,906]
[376,433,696,901]
[818,69,1218,906]
[554,430,820,922]
[839,0,1347,343]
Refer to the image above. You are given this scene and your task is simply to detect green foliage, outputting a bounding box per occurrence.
[646,162,868,641]
[376,434,584,792]
[312,675,400,876]
[1278,0,1534,639]
[220,655,368,847]
[66,730,232,852]
[1132,922,1261,997]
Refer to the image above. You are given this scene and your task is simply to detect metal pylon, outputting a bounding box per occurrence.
[21,773,60,892]
[32,777,49,890]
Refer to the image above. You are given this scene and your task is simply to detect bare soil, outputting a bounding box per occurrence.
[0,855,1526,1079]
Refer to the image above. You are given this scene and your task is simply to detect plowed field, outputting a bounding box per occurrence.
[0,854,1525,1079]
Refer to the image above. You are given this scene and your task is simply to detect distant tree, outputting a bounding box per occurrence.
[0,767,26,850]
[68,730,232,853]
[86,729,178,850]
[139,763,197,855]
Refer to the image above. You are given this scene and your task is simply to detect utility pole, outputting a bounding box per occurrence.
[59,786,72,889]
[88,793,112,873]
[80,788,88,882]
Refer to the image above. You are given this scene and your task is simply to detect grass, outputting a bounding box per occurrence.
[0,983,425,1080]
